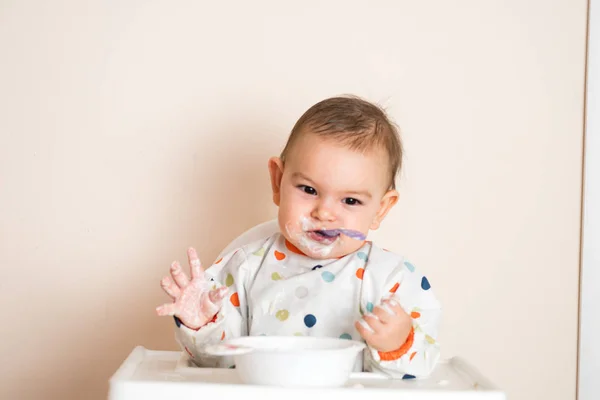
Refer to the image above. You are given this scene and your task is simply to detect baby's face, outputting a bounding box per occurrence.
[269,134,398,259]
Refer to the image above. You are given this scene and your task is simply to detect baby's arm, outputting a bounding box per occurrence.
[360,263,441,378]
[157,248,250,367]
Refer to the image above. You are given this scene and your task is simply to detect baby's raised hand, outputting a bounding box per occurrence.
[156,247,228,330]
[355,298,413,353]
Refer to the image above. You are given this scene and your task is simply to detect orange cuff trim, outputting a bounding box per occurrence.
[378,326,415,361]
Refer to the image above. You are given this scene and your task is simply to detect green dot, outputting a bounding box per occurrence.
[276,309,289,321]
[271,272,282,281]
[225,273,234,287]
[294,332,303,336]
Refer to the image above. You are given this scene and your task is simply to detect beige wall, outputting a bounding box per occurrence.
[0,1,587,399]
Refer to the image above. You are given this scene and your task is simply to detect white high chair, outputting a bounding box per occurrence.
[108,220,506,400]
[216,219,280,259]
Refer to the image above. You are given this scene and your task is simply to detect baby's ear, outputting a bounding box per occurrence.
[370,189,399,230]
[268,157,284,206]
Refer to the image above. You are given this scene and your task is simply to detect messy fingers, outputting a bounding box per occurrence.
[362,313,384,333]
[156,303,178,317]
[201,287,228,317]
[372,304,396,323]
[187,247,204,280]
[384,298,408,317]
[208,286,228,304]
[355,319,376,342]
[170,261,190,288]
[160,276,181,299]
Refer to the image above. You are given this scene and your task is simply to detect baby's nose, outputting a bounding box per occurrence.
[311,200,337,222]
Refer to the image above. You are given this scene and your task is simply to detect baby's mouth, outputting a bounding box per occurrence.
[305,228,367,244]
[306,230,340,244]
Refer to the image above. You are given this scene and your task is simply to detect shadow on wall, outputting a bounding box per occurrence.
[19,121,278,400]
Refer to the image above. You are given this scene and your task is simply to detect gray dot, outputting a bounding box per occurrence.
[295,286,308,298]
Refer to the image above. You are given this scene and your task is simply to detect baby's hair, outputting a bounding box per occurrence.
[280,95,403,190]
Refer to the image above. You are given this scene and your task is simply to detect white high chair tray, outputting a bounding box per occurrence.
[109,346,505,400]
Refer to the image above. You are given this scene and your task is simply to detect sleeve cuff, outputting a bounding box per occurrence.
[174,313,219,331]
[377,326,415,361]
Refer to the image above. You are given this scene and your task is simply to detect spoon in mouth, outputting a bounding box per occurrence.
[318,229,366,241]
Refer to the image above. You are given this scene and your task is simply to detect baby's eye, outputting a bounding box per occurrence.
[298,185,317,195]
[343,198,362,206]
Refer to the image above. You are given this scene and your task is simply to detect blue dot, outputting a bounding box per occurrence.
[357,252,368,261]
[404,261,415,272]
[366,302,374,312]
[312,264,323,270]
[402,374,416,380]
[339,333,352,340]
[174,316,182,328]
[321,271,335,282]
[421,276,431,290]
[304,314,317,328]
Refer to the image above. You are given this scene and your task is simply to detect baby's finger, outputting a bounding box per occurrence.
[187,247,204,280]
[156,303,178,317]
[362,313,385,333]
[201,287,228,317]
[355,320,375,342]
[160,276,180,300]
[208,286,228,304]
[372,304,396,323]
[385,298,408,317]
[170,261,190,288]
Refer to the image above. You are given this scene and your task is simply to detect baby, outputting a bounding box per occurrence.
[156,96,441,378]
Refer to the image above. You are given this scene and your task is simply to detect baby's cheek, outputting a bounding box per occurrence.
[339,239,365,256]
[356,208,379,231]
[340,215,369,235]
[280,208,311,233]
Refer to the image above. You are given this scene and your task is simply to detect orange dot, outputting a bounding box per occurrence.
[221,331,225,340]
[230,292,240,307]
[410,351,417,361]
[356,268,365,280]
[285,239,306,255]
[215,257,223,264]
[274,250,286,261]
[410,311,421,319]
[389,282,400,293]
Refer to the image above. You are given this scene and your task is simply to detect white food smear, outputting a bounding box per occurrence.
[284,216,339,258]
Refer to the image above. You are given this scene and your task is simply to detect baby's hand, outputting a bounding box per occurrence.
[355,298,412,353]
[156,247,228,330]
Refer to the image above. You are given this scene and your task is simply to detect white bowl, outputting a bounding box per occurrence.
[205,336,366,388]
